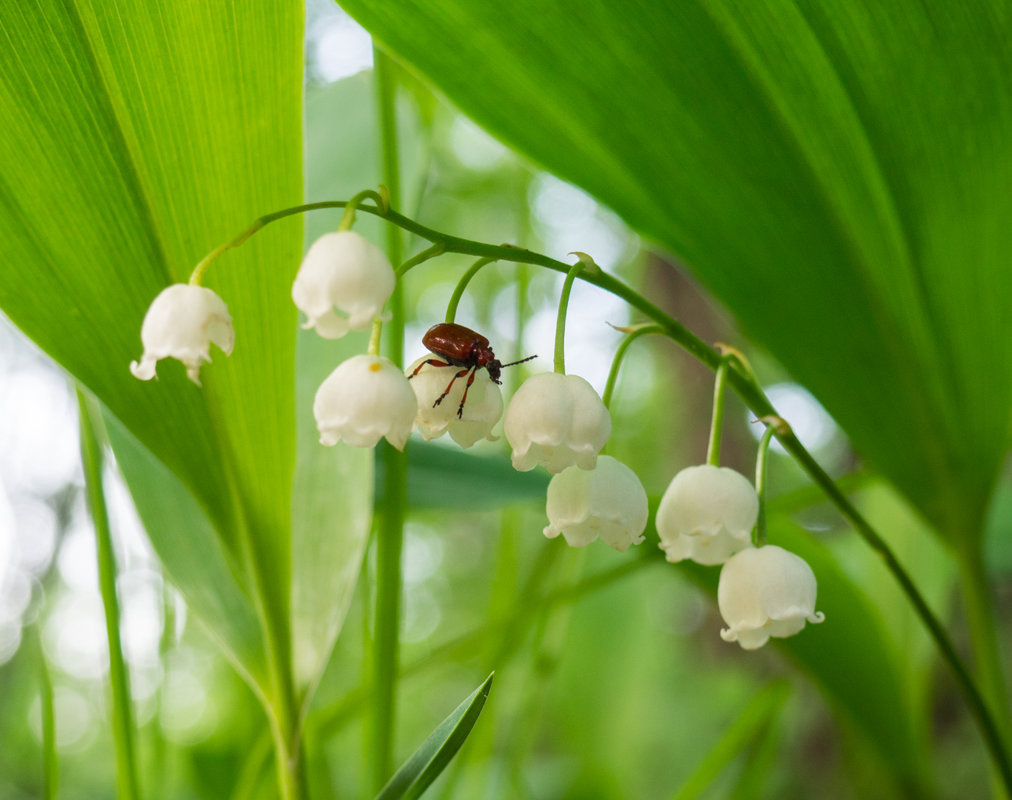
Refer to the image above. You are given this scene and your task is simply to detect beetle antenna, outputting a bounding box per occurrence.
[500,354,537,369]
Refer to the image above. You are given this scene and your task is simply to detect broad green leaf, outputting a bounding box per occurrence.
[375,673,494,800]
[105,410,266,687]
[0,2,302,684]
[338,0,1012,540]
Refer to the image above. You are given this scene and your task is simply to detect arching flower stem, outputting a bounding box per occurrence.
[185,196,1012,792]
[754,422,781,547]
[444,257,497,323]
[338,188,387,232]
[395,243,444,279]
[601,324,663,410]
[706,358,730,467]
[554,262,584,374]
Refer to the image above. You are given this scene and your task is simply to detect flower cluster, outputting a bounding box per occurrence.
[654,462,823,648]
[129,207,821,652]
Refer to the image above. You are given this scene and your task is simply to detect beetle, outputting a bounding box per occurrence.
[408,322,536,418]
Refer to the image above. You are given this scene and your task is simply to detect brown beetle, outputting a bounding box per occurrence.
[409,323,535,418]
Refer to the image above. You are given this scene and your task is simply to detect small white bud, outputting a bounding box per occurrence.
[544,456,647,552]
[503,372,610,473]
[129,284,234,386]
[655,465,758,566]
[718,545,825,649]
[313,354,417,450]
[292,231,395,339]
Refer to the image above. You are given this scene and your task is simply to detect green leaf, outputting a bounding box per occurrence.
[338,0,1012,540]
[375,673,494,800]
[0,1,302,686]
[377,441,550,509]
[105,411,266,686]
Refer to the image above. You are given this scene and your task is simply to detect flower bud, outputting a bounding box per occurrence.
[503,372,610,473]
[544,456,647,551]
[718,545,825,649]
[313,354,417,450]
[406,357,503,449]
[129,284,234,386]
[292,231,395,339]
[655,464,758,565]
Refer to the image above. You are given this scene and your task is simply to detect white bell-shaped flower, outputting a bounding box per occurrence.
[544,456,647,551]
[656,464,758,566]
[313,354,417,450]
[718,545,825,650]
[503,372,611,473]
[406,357,503,449]
[292,231,395,339]
[129,284,234,386]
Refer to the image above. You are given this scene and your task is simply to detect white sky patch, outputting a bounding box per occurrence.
[45,591,108,680]
[748,382,840,453]
[0,367,79,496]
[57,513,99,594]
[306,0,373,84]
[0,477,13,587]
[12,497,57,576]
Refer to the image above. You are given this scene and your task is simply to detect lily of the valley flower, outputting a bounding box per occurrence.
[406,357,503,448]
[314,354,417,450]
[503,372,611,473]
[655,464,758,566]
[292,231,395,339]
[129,284,234,386]
[544,455,647,551]
[718,545,825,650]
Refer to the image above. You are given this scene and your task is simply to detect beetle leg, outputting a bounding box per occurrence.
[408,358,449,379]
[457,367,479,418]
[434,367,471,407]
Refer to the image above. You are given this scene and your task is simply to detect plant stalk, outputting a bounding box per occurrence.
[77,391,142,800]
[35,625,58,800]
[371,44,408,792]
[706,359,729,466]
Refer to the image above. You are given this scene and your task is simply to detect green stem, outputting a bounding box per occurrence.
[554,262,584,374]
[958,543,1012,794]
[368,318,383,357]
[338,188,386,232]
[445,257,497,323]
[395,243,444,279]
[601,325,663,409]
[77,391,142,800]
[371,44,408,793]
[754,425,777,547]
[706,359,729,467]
[189,196,1012,791]
[35,625,57,800]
